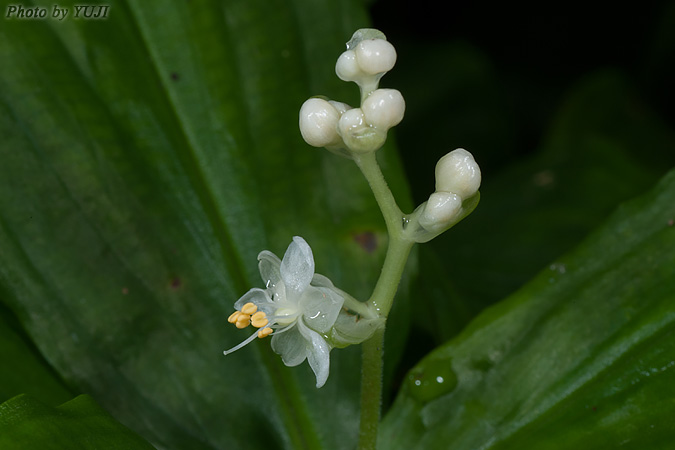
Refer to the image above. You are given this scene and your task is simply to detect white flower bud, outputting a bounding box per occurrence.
[435,149,481,199]
[328,100,351,115]
[299,98,342,148]
[355,39,397,75]
[337,108,366,136]
[418,192,462,232]
[362,89,405,130]
[337,108,386,153]
[335,50,362,82]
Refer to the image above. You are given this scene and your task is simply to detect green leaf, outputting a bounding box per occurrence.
[0,394,155,449]
[0,303,72,405]
[381,167,675,448]
[0,1,412,449]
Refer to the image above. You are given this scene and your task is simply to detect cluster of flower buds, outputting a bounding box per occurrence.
[404,149,482,243]
[299,29,405,156]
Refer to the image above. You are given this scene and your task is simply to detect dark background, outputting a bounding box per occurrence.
[371,1,674,192]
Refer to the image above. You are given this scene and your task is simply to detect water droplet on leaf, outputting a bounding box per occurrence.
[407,359,458,403]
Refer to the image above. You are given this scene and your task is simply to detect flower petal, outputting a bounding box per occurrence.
[270,324,306,367]
[297,320,331,388]
[311,273,335,289]
[258,250,282,288]
[280,236,315,295]
[299,286,344,334]
[234,288,275,316]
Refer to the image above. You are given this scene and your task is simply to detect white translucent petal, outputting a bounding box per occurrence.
[270,324,306,367]
[234,288,275,316]
[298,320,331,388]
[311,273,335,289]
[299,286,344,334]
[271,280,288,306]
[258,250,282,288]
[280,236,315,295]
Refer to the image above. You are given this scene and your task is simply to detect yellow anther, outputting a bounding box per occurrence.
[251,311,268,328]
[227,311,241,324]
[257,327,273,338]
[252,318,269,328]
[235,314,251,329]
[241,302,257,315]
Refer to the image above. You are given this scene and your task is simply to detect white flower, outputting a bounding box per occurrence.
[223,236,344,388]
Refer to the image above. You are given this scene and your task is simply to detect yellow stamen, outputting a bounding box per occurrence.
[235,314,251,329]
[241,302,257,315]
[251,311,268,328]
[257,327,273,338]
[227,311,241,324]
[252,317,269,328]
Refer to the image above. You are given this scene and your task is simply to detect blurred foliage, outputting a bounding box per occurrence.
[0,394,156,449]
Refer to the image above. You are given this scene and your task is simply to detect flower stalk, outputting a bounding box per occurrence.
[224,26,482,450]
[297,27,481,449]
[358,327,385,450]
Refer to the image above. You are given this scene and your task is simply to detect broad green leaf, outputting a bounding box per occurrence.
[0,394,155,449]
[380,167,675,448]
[0,1,412,449]
[0,303,72,405]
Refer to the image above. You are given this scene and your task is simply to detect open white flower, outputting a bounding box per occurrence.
[224,236,344,388]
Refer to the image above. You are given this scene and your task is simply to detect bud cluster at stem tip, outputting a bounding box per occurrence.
[299,29,405,157]
[404,149,482,243]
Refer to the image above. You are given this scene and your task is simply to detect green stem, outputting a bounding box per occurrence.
[358,327,385,450]
[368,237,413,317]
[353,151,413,317]
[354,151,415,449]
[353,152,403,238]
